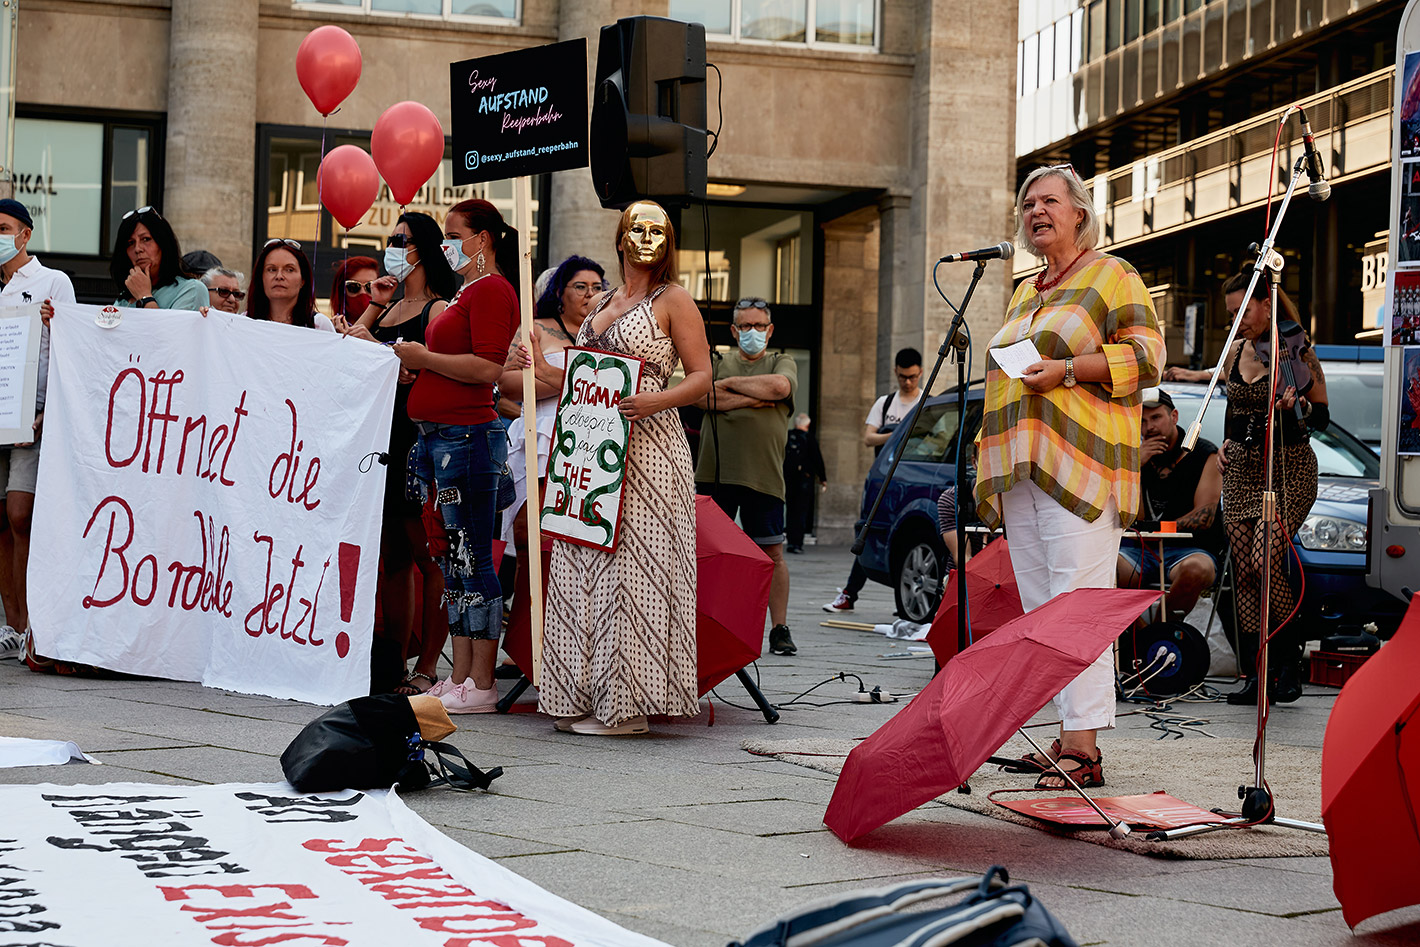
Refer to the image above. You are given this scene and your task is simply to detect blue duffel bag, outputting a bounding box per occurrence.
[730,866,1077,947]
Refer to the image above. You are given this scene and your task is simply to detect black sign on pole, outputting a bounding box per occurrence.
[450,38,590,187]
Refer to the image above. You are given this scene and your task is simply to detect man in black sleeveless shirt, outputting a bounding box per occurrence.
[1116,388,1224,622]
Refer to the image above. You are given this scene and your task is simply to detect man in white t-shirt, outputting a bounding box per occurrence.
[0,198,76,659]
[824,347,922,613]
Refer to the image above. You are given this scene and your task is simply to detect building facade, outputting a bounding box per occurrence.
[1015,0,1403,363]
[13,0,1018,542]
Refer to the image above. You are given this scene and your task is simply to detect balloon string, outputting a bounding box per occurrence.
[313,114,329,299]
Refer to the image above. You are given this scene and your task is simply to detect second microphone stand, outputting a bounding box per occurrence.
[1153,153,1325,841]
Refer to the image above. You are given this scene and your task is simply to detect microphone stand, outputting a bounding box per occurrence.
[851,259,987,655]
[1153,153,1324,841]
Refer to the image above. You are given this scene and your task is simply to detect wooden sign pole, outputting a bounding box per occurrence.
[513,174,543,686]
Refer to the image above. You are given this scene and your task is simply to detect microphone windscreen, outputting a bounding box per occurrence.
[1308,181,1331,202]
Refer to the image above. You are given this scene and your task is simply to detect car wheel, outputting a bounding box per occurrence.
[893,532,946,623]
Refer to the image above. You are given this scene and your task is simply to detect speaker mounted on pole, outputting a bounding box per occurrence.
[590,16,708,209]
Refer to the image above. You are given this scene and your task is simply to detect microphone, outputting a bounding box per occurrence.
[1296,107,1331,202]
[938,241,1015,264]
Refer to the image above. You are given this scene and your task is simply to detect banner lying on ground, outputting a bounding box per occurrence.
[28,304,399,704]
[0,781,669,947]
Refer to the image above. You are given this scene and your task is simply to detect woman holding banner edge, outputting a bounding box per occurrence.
[345,212,460,697]
[395,199,520,714]
[538,201,712,736]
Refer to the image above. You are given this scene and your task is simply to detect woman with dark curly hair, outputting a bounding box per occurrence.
[110,207,209,311]
[244,238,335,331]
[345,213,462,697]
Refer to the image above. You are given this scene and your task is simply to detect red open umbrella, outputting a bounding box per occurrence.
[1322,595,1420,929]
[927,536,1024,664]
[695,494,773,695]
[824,587,1160,843]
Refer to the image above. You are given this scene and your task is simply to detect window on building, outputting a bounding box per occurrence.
[1070,9,1084,72]
[294,0,518,22]
[1039,23,1055,86]
[742,0,807,41]
[1023,32,1040,93]
[1145,0,1162,33]
[670,0,878,48]
[1088,0,1106,61]
[13,113,161,259]
[1106,0,1122,52]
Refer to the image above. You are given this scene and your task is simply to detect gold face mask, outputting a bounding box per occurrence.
[622,203,670,265]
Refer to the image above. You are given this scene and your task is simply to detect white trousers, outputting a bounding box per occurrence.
[1001,479,1123,732]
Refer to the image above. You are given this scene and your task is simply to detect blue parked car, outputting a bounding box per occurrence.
[857,381,1407,639]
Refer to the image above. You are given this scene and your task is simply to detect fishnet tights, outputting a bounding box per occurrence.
[1225,514,1299,641]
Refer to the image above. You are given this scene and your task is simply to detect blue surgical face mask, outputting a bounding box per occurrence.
[384,246,415,282]
[737,327,768,356]
[0,235,18,266]
[441,238,469,272]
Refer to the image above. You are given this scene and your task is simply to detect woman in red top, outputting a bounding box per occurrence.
[394,199,519,714]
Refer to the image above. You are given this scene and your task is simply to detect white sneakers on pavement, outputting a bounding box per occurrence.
[438,679,499,713]
[0,625,20,661]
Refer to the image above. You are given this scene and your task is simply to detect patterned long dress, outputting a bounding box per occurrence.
[538,285,699,726]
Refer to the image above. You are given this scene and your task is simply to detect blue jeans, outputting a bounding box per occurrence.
[408,421,505,639]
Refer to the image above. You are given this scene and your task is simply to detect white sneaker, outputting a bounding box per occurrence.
[553,714,590,732]
[822,591,855,613]
[0,625,20,661]
[439,679,499,714]
[569,715,649,735]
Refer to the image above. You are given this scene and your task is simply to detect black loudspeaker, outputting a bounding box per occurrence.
[590,16,707,209]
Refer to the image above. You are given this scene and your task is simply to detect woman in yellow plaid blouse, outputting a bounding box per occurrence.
[974,165,1164,790]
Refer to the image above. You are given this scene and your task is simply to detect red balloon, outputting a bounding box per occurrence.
[318,145,380,230]
[371,101,445,206]
[296,26,361,117]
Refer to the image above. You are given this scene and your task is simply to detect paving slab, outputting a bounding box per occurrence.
[0,541,1381,946]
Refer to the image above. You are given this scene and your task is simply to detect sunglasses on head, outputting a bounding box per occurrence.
[735,298,769,310]
[121,205,163,221]
[1045,162,1081,181]
[344,280,373,295]
[264,237,301,250]
[212,287,246,301]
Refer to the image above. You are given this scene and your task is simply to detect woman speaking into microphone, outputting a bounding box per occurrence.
[974,165,1164,790]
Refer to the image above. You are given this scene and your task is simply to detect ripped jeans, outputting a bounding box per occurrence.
[408,421,505,639]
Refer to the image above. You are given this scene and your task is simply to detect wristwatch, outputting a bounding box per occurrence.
[137,296,157,308]
[1062,356,1077,388]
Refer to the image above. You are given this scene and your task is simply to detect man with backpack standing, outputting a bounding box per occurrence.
[824,348,923,614]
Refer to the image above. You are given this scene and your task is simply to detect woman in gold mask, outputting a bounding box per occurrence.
[539,201,712,735]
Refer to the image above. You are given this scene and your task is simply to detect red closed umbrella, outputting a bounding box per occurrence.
[824,588,1160,843]
[927,536,1024,664]
[1322,595,1420,929]
[694,494,773,695]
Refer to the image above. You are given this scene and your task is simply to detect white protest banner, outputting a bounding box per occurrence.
[0,781,670,947]
[0,302,41,444]
[539,347,642,552]
[28,304,398,704]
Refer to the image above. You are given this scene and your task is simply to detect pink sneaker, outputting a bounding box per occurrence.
[439,679,499,714]
[426,678,454,698]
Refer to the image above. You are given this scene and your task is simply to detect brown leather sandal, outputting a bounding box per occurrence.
[1034,748,1104,790]
[996,739,1062,774]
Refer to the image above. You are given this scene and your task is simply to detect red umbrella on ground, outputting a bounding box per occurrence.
[695,494,773,695]
[1322,595,1420,929]
[927,536,1024,664]
[824,587,1160,843]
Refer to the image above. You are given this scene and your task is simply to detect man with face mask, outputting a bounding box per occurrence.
[0,198,76,660]
[695,297,800,656]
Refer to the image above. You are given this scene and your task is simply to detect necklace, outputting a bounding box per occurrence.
[1034,248,1089,293]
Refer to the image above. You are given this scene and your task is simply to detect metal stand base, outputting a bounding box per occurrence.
[494,668,781,724]
[1146,786,1327,841]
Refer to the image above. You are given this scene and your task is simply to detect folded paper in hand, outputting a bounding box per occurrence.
[989,338,1044,379]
